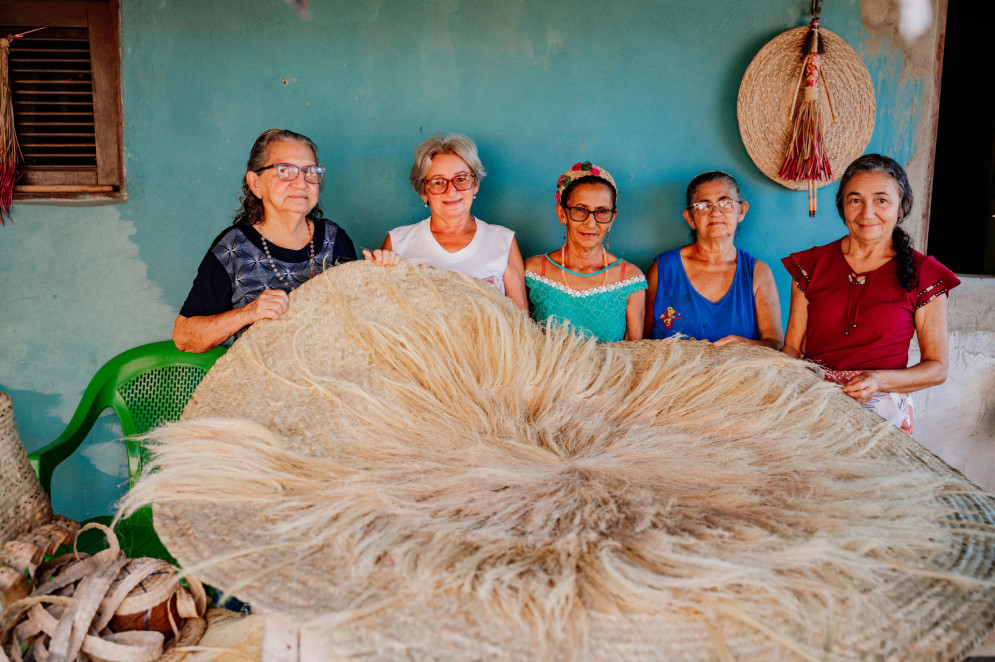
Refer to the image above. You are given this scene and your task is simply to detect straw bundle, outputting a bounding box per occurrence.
[0,35,18,225]
[0,524,207,662]
[120,262,995,661]
[1,391,78,614]
[181,610,262,662]
[0,392,53,548]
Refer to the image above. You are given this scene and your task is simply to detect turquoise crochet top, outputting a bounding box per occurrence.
[525,256,647,342]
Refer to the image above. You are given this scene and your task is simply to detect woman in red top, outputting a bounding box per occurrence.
[781,154,960,433]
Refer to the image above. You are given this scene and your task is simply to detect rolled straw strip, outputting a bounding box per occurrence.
[0,523,207,661]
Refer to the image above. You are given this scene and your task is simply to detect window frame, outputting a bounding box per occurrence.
[3,0,125,201]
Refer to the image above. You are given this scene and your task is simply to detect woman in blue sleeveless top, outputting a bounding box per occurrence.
[644,171,782,349]
[524,162,647,342]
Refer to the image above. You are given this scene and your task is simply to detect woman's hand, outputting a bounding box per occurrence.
[243,289,290,323]
[363,248,401,267]
[842,371,880,403]
[173,289,289,353]
[713,335,749,346]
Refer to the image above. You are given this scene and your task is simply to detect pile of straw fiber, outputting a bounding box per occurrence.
[120,261,995,661]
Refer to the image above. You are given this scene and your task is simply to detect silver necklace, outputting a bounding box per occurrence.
[260,219,315,288]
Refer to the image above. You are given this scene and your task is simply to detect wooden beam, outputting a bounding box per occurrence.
[15,185,115,192]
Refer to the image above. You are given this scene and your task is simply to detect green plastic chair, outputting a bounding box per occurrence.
[28,341,226,561]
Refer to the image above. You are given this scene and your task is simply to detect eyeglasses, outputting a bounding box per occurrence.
[255,163,326,184]
[424,173,476,195]
[564,206,616,224]
[688,199,740,215]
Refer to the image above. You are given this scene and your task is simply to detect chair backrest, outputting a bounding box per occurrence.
[107,342,227,484]
[116,357,221,437]
[30,341,227,495]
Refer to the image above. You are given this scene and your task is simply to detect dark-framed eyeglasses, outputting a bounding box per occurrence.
[255,163,326,184]
[424,173,476,195]
[688,199,740,215]
[565,206,616,224]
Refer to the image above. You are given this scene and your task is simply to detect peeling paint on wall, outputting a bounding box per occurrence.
[0,206,175,519]
[856,0,944,249]
[0,207,175,422]
[80,438,129,480]
[859,0,940,73]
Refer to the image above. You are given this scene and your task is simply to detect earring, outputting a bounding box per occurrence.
[561,224,567,247]
[604,230,611,253]
[424,201,428,208]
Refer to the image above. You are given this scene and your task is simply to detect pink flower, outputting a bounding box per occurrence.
[555,191,561,202]
[590,167,601,176]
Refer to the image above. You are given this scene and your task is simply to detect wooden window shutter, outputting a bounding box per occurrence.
[2,0,124,199]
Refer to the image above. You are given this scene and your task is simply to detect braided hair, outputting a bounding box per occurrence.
[834,154,916,292]
[232,128,324,226]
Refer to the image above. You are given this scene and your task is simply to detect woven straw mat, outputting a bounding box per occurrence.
[150,262,994,661]
[737,26,875,190]
[1,391,53,546]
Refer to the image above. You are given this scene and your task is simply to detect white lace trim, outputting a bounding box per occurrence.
[525,272,647,298]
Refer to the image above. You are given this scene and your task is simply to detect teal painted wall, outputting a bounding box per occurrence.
[0,0,933,519]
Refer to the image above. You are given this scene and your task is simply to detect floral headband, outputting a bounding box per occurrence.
[555,161,617,204]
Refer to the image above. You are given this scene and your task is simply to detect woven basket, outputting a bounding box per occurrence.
[137,263,995,661]
[0,391,53,547]
[738,25,875,190]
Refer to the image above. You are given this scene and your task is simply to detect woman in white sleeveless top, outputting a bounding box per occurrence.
[381,133,527,311]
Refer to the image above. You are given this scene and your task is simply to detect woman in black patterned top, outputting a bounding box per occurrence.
[174,129,394,353]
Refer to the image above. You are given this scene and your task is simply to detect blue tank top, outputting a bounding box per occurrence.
[650,247,758,342]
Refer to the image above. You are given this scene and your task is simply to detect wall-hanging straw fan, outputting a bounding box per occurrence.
[737,6,875,216]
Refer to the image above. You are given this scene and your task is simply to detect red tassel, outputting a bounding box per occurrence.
[0,162,14,224]
[780,50,833,182]
[2,35,19,225]
[779,18,835,203]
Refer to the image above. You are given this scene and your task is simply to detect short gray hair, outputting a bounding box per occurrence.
[409,132,487,196]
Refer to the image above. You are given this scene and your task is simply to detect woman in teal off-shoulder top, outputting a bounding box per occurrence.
[524,162,647,342]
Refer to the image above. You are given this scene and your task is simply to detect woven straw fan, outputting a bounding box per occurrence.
[738,23,875,214]
[120,262,995,661]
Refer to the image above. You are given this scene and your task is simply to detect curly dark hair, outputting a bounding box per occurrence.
[232,128,324,226]
[835,154,916,291]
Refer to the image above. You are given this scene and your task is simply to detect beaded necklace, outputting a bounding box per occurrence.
[560,244,608,289]
[260,219,315,288]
